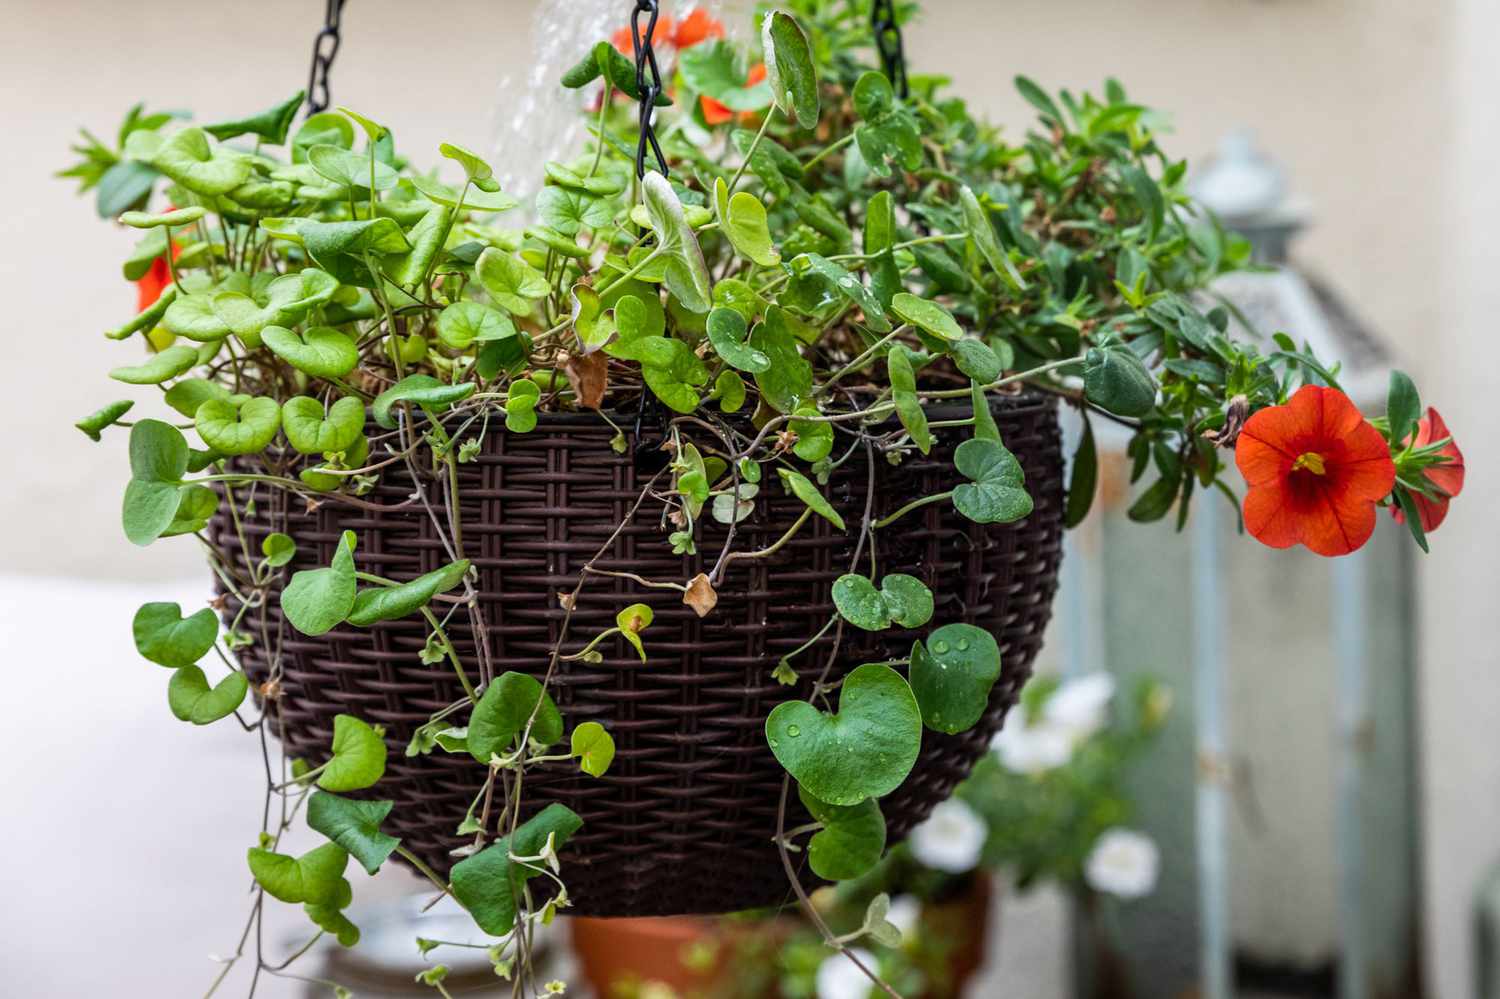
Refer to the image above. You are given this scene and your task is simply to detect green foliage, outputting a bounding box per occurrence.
[450,803,583,935]
[280,530,358,636]
[346,560,470,626]
[952,438,1033,524]
[307,792,400,875]
[831,573,933,631]
[318,714,388,792]
[800,784,886,881]
[571,722,616,777]
[467,672,564,762]
[908,624,1002,734]
[133,601,218,667]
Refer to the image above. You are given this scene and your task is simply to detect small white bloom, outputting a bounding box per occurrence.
[884,894,921,941]
[1084,828,1160,900]
[815,948,878,999]
[991,718,1074,773]
[908,798,987,874]
[1043,672,1115,742]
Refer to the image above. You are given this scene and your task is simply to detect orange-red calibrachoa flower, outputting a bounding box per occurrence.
[701,62,767,125]
[136,254,173,311]
[1235,384,1396,557]
[1391,407,1465,532]
[673,8,725,48]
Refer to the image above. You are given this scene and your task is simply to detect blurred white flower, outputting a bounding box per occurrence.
[1044,672,1115,741]
[908,798,987,874]
[1084,828,1160,900]
[885,894,921,941]
[815,947,878,999]
[991,718,1074,773]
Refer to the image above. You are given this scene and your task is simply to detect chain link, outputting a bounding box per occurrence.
[306,0,348,115]
[630,0,669,179]
[870,0,908,100]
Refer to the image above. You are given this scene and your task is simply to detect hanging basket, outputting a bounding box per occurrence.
[207,389,1065,917]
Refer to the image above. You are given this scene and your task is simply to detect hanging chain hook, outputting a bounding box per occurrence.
[870,0,909,100]
[305,0,348,115]
[631,0,669,179]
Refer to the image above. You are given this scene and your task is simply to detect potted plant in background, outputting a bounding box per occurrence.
[61,0,1460,995]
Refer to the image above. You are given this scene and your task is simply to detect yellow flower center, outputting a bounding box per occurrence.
[1292,451,1327,476]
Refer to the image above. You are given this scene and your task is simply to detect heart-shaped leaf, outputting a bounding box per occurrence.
[762,9,820,129]
[152,127,252,195]
[162,485,218,538]
[616,603,654,662]
[765,662,921,805]
[307,792,400,875]
[680,39,773,112]
[409,176,519,213]
[110,344,198,385]
[439,142,499,191]
[195,396,281,455]
[790,402,833,462]
[571,722,616,778]
[799,784,887,881]
[777,467,845,530]
[167,665,248,724]
[282,396,364,455]
[281,530,358,636]
[134,601,218,667]
[952,437,1033,524]
[211,269,339,344]
[505,378,541,432]
[291,112,354,162]
[162,293,230,342]
[713,369,746,413]
[476,247,549,314]
[304,901,360,948]
[748,308,813,413]
[262,532,297,568]
[76,399,134,441]
[122,420,189,546]
[960,185,1027,291]
[204,91,304,145]
[262,325,359,379]
[319,714,388,792]
[434,301,515,353]
[371,374,476,429]
[467,672,564,762]
[892,293,963,341]
[831,573,934,631]
[307,143,399,192]
[706,306,770,373]
[537,185,614,236]
[713,177,780,267]
[302,219,410,285]
[1083,346,1157,417]
[247,841,350,905]
[346,560,470,626]
[908,623,1002,734]
[642,172,712,314]
[386,204,456,287]
[450,803,582,936]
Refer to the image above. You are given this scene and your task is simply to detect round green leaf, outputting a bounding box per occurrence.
[1083,346,1158,417]
[163,378,231,418]
[799,784,887,882]
[163,294,231,342]
[262,532,297,568]
[706,306,770,373]
[749,308,813,413]
[908,623,1002,734]
[571,722,616,778]
[450,804,582,937]
[831,573,933,631]
[167,665,248,725]
[134,601,218,668]
[438,301,516,351]
[307,143,399,192]
[152,127,252,196]
[262,325,359,379]
[282,396,365,455]
[319,714,388,792]
[467,672,564,762]
[475,247,549,315]
[713,178,780,267]
[281,530,358,636]
[950,338,1002,383]
[765,663,922,806]
[892,293,963,341]
[952,437,1033,524]
[409,175,518,213]
[195,396,281,455]
[122,420,190,546]
[713,369,746,413]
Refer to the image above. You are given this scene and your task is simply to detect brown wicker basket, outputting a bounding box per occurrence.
[207,390,1064,916]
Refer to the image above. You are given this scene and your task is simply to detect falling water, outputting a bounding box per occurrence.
[488,0,749,203]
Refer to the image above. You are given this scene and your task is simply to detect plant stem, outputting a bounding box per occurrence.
[801,132,854,171]
[728,108,776,191]
[396,845,449,894]
[874,490,953,529]
[420,606,478,703]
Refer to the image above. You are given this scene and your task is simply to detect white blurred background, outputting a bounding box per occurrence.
[1,1,1495,996]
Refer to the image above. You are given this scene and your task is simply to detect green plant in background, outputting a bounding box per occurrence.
[61,0,1456,995]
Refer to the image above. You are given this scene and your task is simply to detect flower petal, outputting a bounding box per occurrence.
[1243,481,1300,550]
[1297,476,1380,557]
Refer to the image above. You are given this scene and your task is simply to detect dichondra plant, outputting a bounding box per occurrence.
[63,1,1461,995]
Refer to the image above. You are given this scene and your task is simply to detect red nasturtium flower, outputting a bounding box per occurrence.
[612,9,747,123]
[136,254,173,311]
[1391,407,1465,532]
[1235,384,1396,557]
[701,62,767,125]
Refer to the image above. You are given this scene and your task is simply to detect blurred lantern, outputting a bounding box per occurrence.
[1061,133,1423,999]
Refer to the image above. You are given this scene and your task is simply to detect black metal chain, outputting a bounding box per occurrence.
[305,0,348,115]
[630,0,669,179]
[871,0,908,100]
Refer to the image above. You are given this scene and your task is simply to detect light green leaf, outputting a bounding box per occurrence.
[386,204,456,287]
[281,530,358,636]
[262,532,297,568]
[892,293,962,341]
[319,714,388,792]
[790,402,833,462]
[450,803,583,936]
[346,560,470,626]
[680,39,772,111]
[167,665,248,724]
[908,624,1002,734]
[505,378,541,432]
[437,301,516,351]
[134,601,218,667]
[119,206,205,229]
[304,902,360,948]
[247,842,349,905]
[109,344,198,385]
[642,172,712,314]
[162,484,217,538]
[162,293,230,342]
[76,399,134,441]
[262,325,359,379]
[748,308,813,413]
[706,306,770,373]
[765,663,921,805]
[960,185,1027,290]
[888,345,933,455]
[712,369,746,413]
[195,396,281,455]
[777,467,845,530]
[307,792,400,875]
[439,142,499,191]
[476,247,549,315]
[281,396,364,455]
[292,112,355,162]
[371,374,477,429]
[571,722,616,778]
[211,269,339,344]
[761,9,820,129]
[952,438,1033,524]
[536,185,613,236]
[152,127,252,195]
[409,175,519,213]
[569,284,615,353]
[122,420,189,546]
[951,339,1002,383]
[467,672,564,762]
[308,143,400,192]
[799,785,886,881]
[204,91,305,145]
[616,603,654,662]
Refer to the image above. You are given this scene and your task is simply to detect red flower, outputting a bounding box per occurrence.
[612,16,675,56]
[136,254,173,311]
[701,62,767,125]
[1391,407,1464,532]
[672,8,725,48]
[1235,384,1396,557]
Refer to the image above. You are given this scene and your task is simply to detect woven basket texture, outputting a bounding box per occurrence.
[207,390,1064,916]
